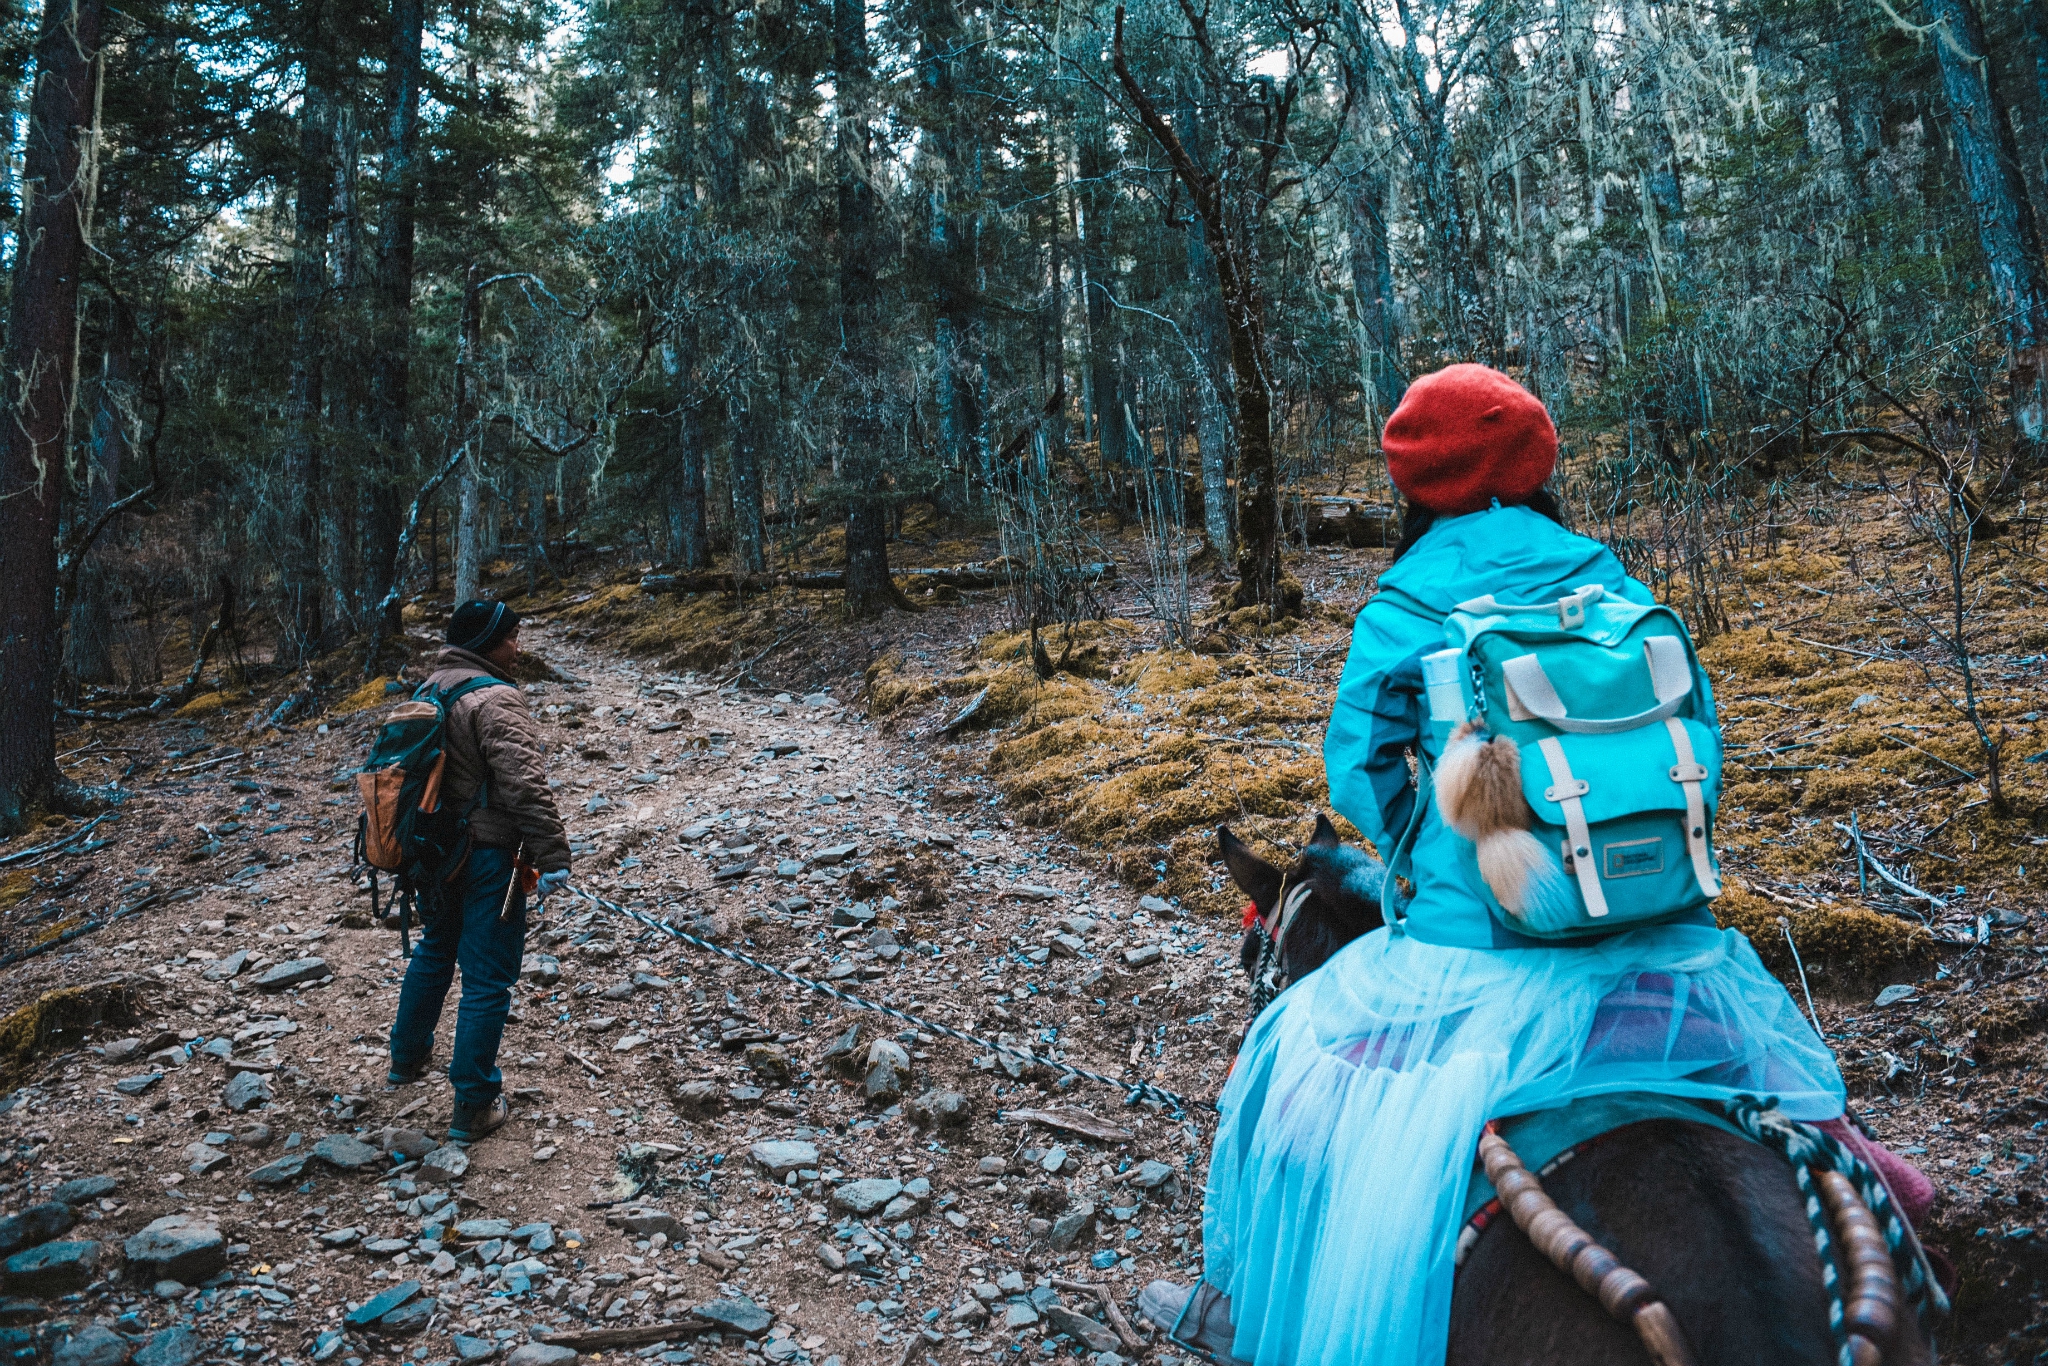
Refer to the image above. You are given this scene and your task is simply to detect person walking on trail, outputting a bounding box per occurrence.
[386,600,572,1144]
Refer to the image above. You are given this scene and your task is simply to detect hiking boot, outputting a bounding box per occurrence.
[1138,1280,1250,1366]
[386,1057,432,1087]
[448,1095,510,1146]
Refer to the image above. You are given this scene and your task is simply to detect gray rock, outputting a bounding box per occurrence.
[1132,1160,1177,1189]
[4,1240,99,1295]
[373,1126,436,1160]
[672,1080,725,1115]
[47,1176,117,1207]
[372,1296,437,1335]
[202,948,250,981]
[604,1207,677,1237]
[1048,1200,1096,1250]
[455,1219,515,1241]
[1003,1301,1040,1329]
[504,1346,578,1366]
[232,1124,273,1149]
[113,1072,163,1096]
[344,1280,421,1327]
[831,1178,903,1216]
[1040,1146,1069,1174]
[452,1334,499,1363]
[519,954,561,987]
[100,1038,144,1063]
[222,1070,271,1113]
[1875,984,1918,1007]
[808,843,859,868]
[311,1329,345,1362]
[864,1039,911,1105]
[1122,944,1162,968]
[749,1140,820,1177]
[907,1088,971,1130]
[1138,895,1176,916]
[254,957,328,991]
[0,1203,76,1257]
[692,1295,772,1336]
[1043,1306,1119,1354]
[185,1144,230,1176]
[419,1145,470,1182]
[311,1134,384,1171]
[134,1326,205,1366]
[743,1043,793,1086]
[362,1238,411,1257]
[313,1227,359,1248]
[53,1322,131,1366]
[818,1024,863,1077]
[124,1215,226,1284]
[149,1282,183,1301]
[248,1154,308,1187]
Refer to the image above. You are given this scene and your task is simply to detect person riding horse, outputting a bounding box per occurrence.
[1138,366,1938,1366]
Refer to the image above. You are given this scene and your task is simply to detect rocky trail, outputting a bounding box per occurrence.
[0,616,1245,1366]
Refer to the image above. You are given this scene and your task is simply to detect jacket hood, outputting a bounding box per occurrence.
[1373,504,1631,618]
[430,644,514,683]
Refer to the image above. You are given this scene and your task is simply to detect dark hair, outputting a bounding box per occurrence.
[1389,486,1566,562]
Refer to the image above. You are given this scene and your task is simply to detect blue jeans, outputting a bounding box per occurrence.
[389,845,527,1109]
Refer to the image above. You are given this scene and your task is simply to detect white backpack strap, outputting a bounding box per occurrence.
[1454,583,1606,626]
[1535,738,1608,918]
[1500,636,1693,735]
[1664,718,1721,898]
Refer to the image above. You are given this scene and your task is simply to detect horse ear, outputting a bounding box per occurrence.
[1217,826,1283,910]
[1310,812,1342,849]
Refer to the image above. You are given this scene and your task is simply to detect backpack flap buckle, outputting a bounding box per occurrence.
[1555,583,1605,629]
[1668,761,1710,783]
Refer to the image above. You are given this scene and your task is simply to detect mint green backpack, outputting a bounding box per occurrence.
[1411,583,1723,939]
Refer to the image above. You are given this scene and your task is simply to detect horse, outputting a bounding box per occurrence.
[1208,814,1936,1366]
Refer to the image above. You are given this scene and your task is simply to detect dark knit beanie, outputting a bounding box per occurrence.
[449,600,520,654]
[1381,364,1558,514]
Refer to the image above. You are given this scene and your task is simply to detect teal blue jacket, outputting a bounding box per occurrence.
[1324,505,1661,947]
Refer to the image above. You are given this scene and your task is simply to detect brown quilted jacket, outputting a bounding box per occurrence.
[421,646,572,872]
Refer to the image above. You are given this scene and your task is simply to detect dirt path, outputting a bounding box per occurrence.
[0,616,1246,1366]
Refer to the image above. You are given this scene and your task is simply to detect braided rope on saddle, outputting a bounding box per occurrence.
[1478,1126,1699,1366]
[1724,1095,1951,1366]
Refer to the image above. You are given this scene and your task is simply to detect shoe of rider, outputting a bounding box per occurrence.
[385,601,573,1144]
[1139,1280,1249,1366]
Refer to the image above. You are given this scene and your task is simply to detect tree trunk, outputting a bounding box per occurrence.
[917,0,988,495]
[1174,76,1236,561]
[1335,42,1405,425]
[729,390,767,574]
[1077,100,1126,472]
[67,319,134,685]
[669,331,711,569]
[1111,9,1287,614]
[283,75,336,661]
[452,266,483,606]
[834,0,902,617]
[1925,0,2048,452]
[366,0,426,635]
[0,0,106,833]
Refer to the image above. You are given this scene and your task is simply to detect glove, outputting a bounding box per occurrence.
[535,869,572,904]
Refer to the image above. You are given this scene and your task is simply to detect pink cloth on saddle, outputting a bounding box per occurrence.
[1818,1119,1934,1227]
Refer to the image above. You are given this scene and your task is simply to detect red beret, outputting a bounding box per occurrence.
[1381,364,1557,514]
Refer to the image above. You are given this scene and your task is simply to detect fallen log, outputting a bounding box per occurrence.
[640,558,1116,596]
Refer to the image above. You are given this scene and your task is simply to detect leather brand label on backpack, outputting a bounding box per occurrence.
[1602,838,1665,879]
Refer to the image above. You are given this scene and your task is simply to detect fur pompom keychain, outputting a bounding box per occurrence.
[1435,720,1575,922]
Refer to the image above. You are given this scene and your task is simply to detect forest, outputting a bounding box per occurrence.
[2,0,2046,826]
[3,0,2048,1356]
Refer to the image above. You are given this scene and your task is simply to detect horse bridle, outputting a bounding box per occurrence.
[1246,873,1317,1017]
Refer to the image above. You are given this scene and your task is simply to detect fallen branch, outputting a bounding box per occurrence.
[1050,1280,1148,1356]
[57,480,158,614]
[0,814,116,868]
[536,1323,695,1351]
[167,750,243,775]
[361,444,473,680]
[641,559,1116,597]
[565,1049,605,1078]
[1833,820,1948,909]
[1879,731,1979,782]
[0,893,160,969]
